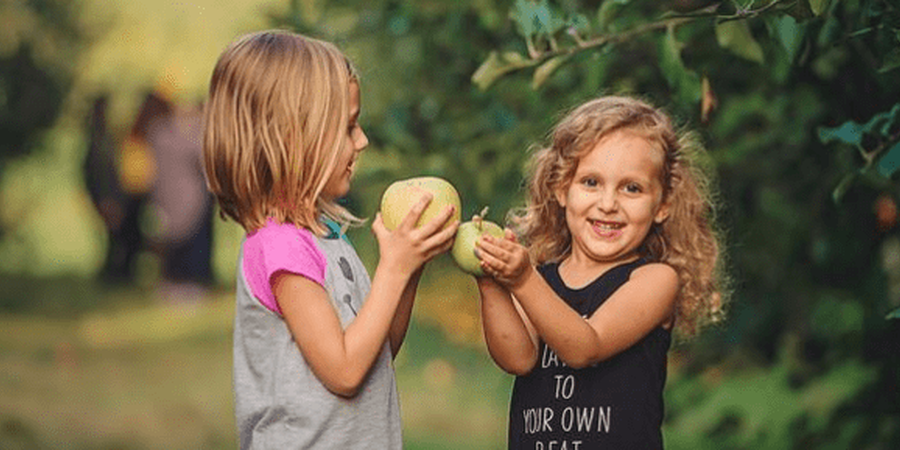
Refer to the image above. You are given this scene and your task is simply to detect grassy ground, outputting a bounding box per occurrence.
[1,270,881,450]
[0,276,511,450]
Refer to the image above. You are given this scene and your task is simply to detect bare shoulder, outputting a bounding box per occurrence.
[628,263,679,329]
[630,262,679,289]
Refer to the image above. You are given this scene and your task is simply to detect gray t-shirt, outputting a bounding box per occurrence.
[233,223,402,449]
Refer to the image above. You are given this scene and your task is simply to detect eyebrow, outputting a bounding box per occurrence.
[577,169,654,184]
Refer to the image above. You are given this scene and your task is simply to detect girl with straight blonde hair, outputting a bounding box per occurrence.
[473,95,728,449]
[204,30,458,449]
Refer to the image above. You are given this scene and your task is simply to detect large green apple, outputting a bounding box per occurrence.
[452,211,505,276]
[380,176,462,231]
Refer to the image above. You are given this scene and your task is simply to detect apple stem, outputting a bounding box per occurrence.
[473,206,489,231]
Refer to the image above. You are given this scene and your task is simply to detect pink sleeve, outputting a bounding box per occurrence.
[242,221,327,314]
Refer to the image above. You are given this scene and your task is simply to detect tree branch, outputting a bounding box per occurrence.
[715,0,789,24]
[521,0,790,65]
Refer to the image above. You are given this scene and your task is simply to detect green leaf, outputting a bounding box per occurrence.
[532,55,569,89]
[818,121,864,147]
[511,0,539,39]
[816,12,842,47]
[819,104,900,148]
[877,141,900,178]
[471,51,537,91]
[716,20,765,63]
[597,0,629,31]
[887,306,900,320]
[534,0,566,36]
[660,27,701,106]
[567,13,591,34]
[784,0,815,21]
[809,0,831,16]
[769,15,804,63]
[872,104,900,135]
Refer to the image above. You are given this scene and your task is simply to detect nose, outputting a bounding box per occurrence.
[355,127,369,152]
[596,188,618,212]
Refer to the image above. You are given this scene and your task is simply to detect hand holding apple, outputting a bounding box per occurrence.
[372,193,459,277]
[475,227,533,288]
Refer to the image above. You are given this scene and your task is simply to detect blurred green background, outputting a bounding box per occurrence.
[1,0,899,449]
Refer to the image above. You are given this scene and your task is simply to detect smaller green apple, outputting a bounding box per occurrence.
[452,208,505,276]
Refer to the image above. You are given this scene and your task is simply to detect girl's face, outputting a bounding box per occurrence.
[323,80,369,200]
[556,129,669,269]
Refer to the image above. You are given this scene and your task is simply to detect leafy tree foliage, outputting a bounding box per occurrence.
[0,0,85,178]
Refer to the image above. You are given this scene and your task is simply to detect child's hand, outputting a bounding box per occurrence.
[476,229,532,289]
[372,194,458,277]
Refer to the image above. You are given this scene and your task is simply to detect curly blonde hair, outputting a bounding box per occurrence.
[511,96,727,337]
[203,30,362,235]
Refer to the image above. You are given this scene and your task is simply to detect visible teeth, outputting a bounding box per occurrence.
[593,221,622,230]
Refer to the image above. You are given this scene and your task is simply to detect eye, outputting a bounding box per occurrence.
[581,177,598,188]
[623,182,643,194]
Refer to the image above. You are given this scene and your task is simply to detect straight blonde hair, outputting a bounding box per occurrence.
[203,30,361,235]
[511,96,728,338]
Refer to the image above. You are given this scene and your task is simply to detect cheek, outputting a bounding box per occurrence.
[640,201,661,219]
[340,145,354,165]
[562,184,592,207]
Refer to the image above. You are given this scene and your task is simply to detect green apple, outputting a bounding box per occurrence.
[452,209,505,276]
[380,176,462,231]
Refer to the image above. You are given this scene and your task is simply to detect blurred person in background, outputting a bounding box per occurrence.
[146,96,214,302]
[84,91,171,284]
[84,94,127,283]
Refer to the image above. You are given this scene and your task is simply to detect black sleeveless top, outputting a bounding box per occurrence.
[508,259,671,449]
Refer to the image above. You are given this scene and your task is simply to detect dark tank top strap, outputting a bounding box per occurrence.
[539,258,649,316]
[599,257,648,289]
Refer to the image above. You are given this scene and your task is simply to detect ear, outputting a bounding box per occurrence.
[554,186,567,208]
[654,197,670,224]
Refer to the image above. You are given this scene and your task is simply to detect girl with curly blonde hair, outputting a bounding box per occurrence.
[474,95,727,449]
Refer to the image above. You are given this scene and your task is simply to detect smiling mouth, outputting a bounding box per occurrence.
[591,220,626,238]
[591,220,624,231]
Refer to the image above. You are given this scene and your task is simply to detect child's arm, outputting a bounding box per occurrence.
[477,234,678,369]
[477,274,539,375]
[388,268,422,358]
[276,195,457,397]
